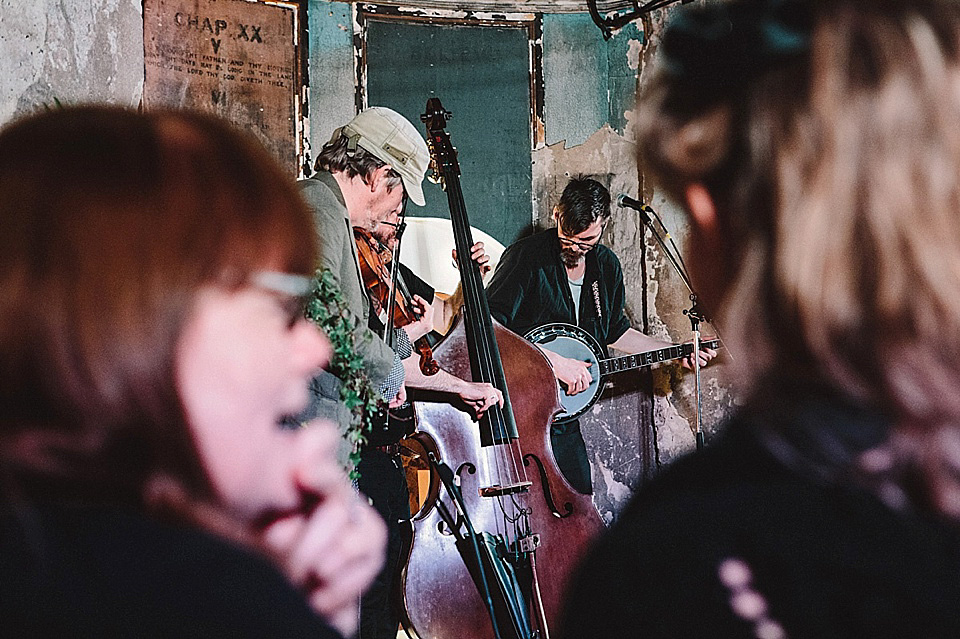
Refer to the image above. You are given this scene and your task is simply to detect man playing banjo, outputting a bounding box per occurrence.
[485,177,716,494]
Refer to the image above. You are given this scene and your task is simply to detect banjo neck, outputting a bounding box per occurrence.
[598,338,721,376]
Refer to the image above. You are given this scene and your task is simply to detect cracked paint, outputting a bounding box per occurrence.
[1,0,142,125]
[595,460,633,506]
[0,1,46,123]
[626,37,643,70]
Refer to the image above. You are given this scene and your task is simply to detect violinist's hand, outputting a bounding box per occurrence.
[258,422,387,638]
[452,241,492,276]
[456,380,504,418]
[680,345,718,370]
[540,348,593,396]
[402,294,434,343]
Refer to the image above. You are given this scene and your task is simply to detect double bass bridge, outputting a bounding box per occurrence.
[478,481,532,498]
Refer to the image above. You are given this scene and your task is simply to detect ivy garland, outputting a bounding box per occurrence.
[303,268,383,478]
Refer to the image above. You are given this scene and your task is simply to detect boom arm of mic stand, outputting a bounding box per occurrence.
[636,207,697,299]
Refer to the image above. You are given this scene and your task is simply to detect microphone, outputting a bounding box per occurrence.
[616,193,651,223]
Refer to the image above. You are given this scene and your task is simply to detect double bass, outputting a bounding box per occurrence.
[400,98,604,639]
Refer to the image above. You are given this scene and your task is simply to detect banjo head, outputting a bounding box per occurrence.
[524,323,605,423]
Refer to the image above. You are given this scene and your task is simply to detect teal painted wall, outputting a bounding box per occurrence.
[606,22,645,134]
[306,1,356,158]
[305,3,645,181]
[366,20,533,245]
[543,13,608,148]
[543,14,643,148]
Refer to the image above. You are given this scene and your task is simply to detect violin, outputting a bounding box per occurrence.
[354,226,440,376]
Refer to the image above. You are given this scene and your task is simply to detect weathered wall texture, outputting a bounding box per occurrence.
[636,4,736,470]
[305,0,355,159]
[533,9,735,521]
[0,0,144,127]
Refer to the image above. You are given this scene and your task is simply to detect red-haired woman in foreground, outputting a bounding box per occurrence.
[0,106,385,637]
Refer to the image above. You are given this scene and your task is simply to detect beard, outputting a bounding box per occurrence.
[372,226,396,248]
[560,247,584,268]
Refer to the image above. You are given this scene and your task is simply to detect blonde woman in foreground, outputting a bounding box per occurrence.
[563,1,960,637]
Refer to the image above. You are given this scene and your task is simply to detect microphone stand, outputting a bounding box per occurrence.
[686,296,707,451]
[621,199,709,451]
[382,219,404,344]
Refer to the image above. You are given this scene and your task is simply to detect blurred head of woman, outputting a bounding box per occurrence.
[637,0,960,516]
[0,106,331,526]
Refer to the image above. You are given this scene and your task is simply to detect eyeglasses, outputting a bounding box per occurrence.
[557,222,606,252]
[250,271,314,328]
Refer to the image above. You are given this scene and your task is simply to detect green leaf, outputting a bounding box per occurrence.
[305,267,387,478]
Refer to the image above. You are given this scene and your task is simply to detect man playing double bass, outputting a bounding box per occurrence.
[295,106,502,639]
[486,177,717,495]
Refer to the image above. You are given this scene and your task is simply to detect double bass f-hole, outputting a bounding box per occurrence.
[436,461,477,536]
[521,454,573,519]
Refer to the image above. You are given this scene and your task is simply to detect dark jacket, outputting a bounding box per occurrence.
[1,502,342,638]
[486,229,631,354]
[561,390,960,638]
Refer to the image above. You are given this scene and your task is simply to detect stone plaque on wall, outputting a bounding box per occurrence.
[143,0,299,174]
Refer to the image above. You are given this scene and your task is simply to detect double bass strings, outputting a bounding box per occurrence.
[448,180,530,547]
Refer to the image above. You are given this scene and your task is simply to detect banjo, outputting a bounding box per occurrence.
[525,322,721,423]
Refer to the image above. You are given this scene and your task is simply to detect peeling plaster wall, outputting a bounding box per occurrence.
[542,14,606,149]
[535,7,735,521]
[637,4,736,471]
[641,189,736,468]
[0,0,143,127]
[543,16,641,149]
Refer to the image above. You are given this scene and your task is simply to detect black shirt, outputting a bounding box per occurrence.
[485,229,631,355]
[561,392,960,638]
[1,502,342,638]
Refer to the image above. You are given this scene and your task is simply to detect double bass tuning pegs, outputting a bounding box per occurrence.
[421,105,453,123]
[425,139,444,186]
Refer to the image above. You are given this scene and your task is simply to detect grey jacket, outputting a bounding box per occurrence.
[294,172,400,454]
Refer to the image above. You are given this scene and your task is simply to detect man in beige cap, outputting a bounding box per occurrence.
[296,107,501,639]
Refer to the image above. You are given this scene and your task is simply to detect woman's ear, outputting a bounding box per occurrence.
[682,182,728,313]
[684,183,718,235]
